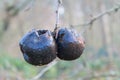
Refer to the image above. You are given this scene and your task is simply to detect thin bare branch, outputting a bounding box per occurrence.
[74,4,120,34]
[30,60,58,80]
[55,0,62,29]
[18,0,35,11]
[54,0,63,39]
[24,0,35,11]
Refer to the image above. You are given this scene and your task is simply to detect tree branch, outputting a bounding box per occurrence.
[54,0,62,31]
[74,4,120,34]
[30,60,58,80]
[54,0,63,39]
[55,0,62,29]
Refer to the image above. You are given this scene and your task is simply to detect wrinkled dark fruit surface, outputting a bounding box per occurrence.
[56,28,85,60]
[19,30,57,66]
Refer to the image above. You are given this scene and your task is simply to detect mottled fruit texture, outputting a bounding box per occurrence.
[19,30,57,66]
[56,28,85,60]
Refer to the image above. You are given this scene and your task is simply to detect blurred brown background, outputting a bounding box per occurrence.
[0,0,120,80]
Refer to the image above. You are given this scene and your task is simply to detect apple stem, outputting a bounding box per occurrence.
[32,29,40,38]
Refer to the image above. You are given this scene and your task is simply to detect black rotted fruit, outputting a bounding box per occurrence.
[56,28,85,60]
[19,30,57,66]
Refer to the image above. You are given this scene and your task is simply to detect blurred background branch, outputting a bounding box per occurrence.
[74,4,120,34]
[31,60,58,80]
[1,0,34,34]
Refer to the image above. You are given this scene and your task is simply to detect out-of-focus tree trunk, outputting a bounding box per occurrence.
[96,1,107,47]
[100,4,114,65]
[79,0,94,77]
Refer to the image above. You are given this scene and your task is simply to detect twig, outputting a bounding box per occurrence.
[18,0,35,11]
[74,4,120,34]
[24,0,35,11]
[55,0,62,29]
[54,0,63,39]
[31,60,58,80]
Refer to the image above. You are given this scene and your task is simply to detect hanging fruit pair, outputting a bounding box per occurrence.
[19,27,85,66]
